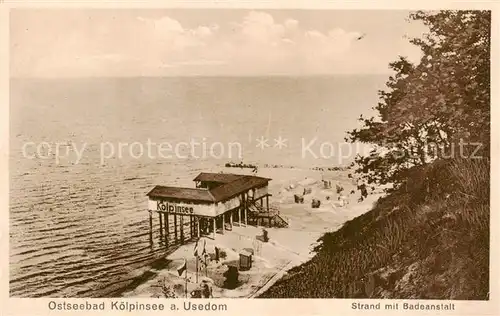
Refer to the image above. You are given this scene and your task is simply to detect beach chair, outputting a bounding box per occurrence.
[311,199,321,208]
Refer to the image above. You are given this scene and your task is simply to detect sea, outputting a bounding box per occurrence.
[9,75,387,297]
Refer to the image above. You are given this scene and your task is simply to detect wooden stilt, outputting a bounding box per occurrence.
[163,213,168,247]
[244,197,248,226]
[244,193,248,226]
[212,218,216,240]
[174,214,178,243]
[192,216,195,240]
[189,216,193,239]
[230,210,233,226]
[166,213,169,245]
[266,195,269,212]
[180,215,184,244]
[240,207,243,227]
[197,217,200,238]
[222,214,225,234]
[148,210,153,244]
[159,212,163,240]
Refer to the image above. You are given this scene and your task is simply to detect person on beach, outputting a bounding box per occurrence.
[201,282,213,298]
[336,183,344,194]
[215,246,220,262]
[338,194,349,207]
[357,183,368,201]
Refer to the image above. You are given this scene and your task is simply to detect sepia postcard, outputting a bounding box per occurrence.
[0,1,498,315]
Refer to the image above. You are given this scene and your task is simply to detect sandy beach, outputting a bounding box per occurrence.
[120,166,383,298]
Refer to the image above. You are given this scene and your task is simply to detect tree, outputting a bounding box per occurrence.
[346,10,490,192]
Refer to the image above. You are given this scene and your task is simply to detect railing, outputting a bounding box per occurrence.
[272,214,289,228]
[246,199,279,213]
[245,200,288,228]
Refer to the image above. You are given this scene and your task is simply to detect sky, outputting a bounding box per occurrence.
[10,9,428,77]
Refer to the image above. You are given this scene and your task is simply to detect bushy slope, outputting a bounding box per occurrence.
[259,157,489,299]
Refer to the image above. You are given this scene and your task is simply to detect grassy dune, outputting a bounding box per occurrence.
[259,156,489,299]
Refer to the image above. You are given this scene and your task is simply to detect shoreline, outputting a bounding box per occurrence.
[115,166,382,298]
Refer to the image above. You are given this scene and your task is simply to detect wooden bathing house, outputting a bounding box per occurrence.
[146,173,273,246]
